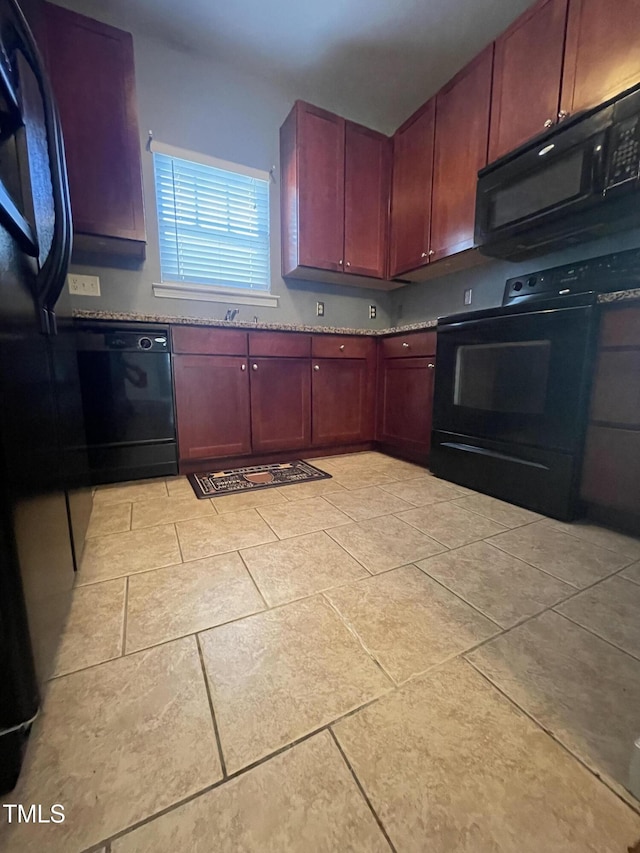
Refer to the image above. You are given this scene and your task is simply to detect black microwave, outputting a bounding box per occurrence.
[475,84,640,261]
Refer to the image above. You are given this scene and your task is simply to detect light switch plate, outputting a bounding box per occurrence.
[464,288,473,306]
[68,274,101,296]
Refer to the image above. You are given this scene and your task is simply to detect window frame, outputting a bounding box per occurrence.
[150,141,278,307]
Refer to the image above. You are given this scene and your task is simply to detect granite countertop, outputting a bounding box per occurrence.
[597,288,640,303]
[71,309,438,336]
[71,289,640,334]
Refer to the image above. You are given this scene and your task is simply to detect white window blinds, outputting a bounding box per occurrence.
[153,149,270,292]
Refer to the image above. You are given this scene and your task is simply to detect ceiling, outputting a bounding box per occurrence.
[94,0,535,133]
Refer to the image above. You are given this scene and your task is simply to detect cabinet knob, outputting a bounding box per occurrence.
[402,342,409,348]
[544,118,554,128]
[339,259,343,265]
[421,252,428,258]
[346,261,351,267]
[427,363,435,369]
[241,363,246,371]
[339,344,345,351]
[252,363,258,371]
[558,110,570,121]
[313,364,320,371]
[428,249,435,256]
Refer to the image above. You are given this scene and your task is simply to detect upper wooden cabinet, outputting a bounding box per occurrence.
[430,47,493,262]
[489,0,568,162]
[389,99,435,278]
[561,0,640,117]
[344,122,390,278]
[281,102,345,274]
[280,101,391,285]
[43,3,146,260]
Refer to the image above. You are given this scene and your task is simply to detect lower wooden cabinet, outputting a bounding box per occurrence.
[311,358,374,446]
[580,305,640,531]
[173,355,251,460]
[377,330,437,462]
[249,358,311,452]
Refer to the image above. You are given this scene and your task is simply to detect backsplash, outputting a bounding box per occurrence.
[390,226,640,324]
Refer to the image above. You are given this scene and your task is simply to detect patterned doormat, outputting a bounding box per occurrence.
[188,460,331,499]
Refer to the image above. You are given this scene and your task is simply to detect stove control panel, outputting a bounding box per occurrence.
[504,246,640,304]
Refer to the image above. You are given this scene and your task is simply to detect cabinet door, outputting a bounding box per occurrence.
[389,99,436,277]
[378,358,436,455]
[561,0,640,117]
[431,47,493,262]
[344,122,391,278]
[44,3,146,251]
[489,0,568,162]
[250,358,311,452]
[297,103,345,272]
[311,359,373,446]
[174,355,251,460]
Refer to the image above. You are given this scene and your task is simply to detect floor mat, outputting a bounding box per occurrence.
[188,460,331,499]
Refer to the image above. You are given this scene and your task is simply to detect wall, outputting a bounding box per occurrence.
[53,0,393,330]
[390,228,640,324]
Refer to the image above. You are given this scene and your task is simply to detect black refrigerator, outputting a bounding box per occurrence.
[0,0,92,792]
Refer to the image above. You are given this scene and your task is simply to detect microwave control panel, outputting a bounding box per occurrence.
[605,115,640,191]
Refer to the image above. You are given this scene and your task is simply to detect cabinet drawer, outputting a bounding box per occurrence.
[381,331,436,358]
[249,331,311,357]
[311,335,374,359]
[171,326,248,355]
[600,306,640,348]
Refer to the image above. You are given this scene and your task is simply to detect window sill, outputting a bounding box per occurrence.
[153,281,279,308]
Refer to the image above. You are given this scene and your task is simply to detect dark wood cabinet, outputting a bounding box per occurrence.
[377,331,437,462]
[312,359,374,446]
[561,0,640,117]
[173,355,251,461]
[249,358,311,452]
[281,102,345,275]
[580,305,640,531]
[489,0,568,163]
[280,101,393,288]
[43,3,146,259]
[389,99,436,277]
[344,122,391,278]
[430,46,493,262]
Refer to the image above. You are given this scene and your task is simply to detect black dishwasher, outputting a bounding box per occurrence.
[76,325,178,484]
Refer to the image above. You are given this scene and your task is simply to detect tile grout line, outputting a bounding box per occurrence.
[120,577,129,656]
[552,608,640,663]
[454,563,635,662]
[328,727,398,853]
[81,709,388,853]
[174,522,186,563]
[464,657,640,818]
[321,594,397,687]
[237,549,270,610]
[195,633,228,779]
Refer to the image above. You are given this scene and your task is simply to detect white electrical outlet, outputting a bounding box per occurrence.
[464,288,473,306]
[316,301,325,317]
[68,274,101,296]
[368,304,377,319]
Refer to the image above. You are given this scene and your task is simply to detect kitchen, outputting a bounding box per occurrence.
[1,0,640,849]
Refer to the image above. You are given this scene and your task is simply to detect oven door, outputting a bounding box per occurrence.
[433,304,595,454]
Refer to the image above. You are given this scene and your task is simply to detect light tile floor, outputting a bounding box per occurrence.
[2,451,640,852]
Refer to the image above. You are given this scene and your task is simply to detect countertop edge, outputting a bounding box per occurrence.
[71,290,640,335]
[71,310,438,336]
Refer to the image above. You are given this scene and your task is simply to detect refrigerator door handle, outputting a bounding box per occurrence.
[9,0,72,335]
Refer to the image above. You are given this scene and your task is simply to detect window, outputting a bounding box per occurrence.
[151,142,276,306]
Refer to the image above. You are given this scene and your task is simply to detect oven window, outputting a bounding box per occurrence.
[490,149,584,229]
[454,341,551,414]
